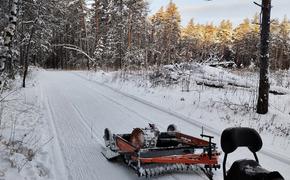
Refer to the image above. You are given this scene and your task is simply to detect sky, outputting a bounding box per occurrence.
[147,0,290,26]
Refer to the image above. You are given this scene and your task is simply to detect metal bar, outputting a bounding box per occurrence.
[223,153,228,180]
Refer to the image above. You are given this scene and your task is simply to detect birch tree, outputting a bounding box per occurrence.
[0,0,19,83]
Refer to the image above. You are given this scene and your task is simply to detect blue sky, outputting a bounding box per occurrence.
[147,0,290,26]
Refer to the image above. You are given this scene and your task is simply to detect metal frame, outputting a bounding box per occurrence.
[103,129,220,179]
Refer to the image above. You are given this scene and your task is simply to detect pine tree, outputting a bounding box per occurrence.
[94,37,105,69]
[275,16,290,69]
[163,1,181,64]
[124,0,148,68]
[216,20,233,62]
[150,1,181,65]
[217,20,233,44]
[0,0,10,33]
[233,18,252,67]
[151,6,165,65]
[180,19,196,61]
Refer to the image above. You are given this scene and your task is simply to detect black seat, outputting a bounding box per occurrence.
[221,127,284,180]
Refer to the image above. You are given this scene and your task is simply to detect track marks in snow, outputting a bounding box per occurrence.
[74,72,290,167]
[41,87,70,180]
[39,71,207,180]
[72,72,290,178]
[70,103,102,144]
[42,70,290,179]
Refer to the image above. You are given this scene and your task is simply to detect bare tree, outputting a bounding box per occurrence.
[257,0,272,114]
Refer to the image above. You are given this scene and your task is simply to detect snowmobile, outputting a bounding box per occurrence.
[102,124,220,179]
[221,127,284,180]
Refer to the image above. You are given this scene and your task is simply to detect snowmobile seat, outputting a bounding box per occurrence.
[221,127,284,180]
[221,127,263,155]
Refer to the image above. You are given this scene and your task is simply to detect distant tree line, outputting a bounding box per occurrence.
[0,0,289,86]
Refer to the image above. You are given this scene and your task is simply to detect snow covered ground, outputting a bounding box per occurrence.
[38,70,219,180]
[0,69,55,180]
[76,66,290,159]
[74,65,290,179]
[2,68,289,180]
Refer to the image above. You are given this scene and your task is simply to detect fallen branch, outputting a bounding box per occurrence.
[52,44,96,67]
[196,80,224,88]
[0,89,19,102]
[269,89,287,95]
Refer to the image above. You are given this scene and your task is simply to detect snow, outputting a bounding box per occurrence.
[0,69,55,180]
[74,65,290,178]
[2,67,289,179]
[37,70,212,180]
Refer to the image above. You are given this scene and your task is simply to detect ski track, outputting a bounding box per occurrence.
[39,71,207,180]
[38,70,289,180]
[74,72,290,166]
[72,72,290,177]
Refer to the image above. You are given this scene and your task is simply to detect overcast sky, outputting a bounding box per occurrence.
[147,0,290,26]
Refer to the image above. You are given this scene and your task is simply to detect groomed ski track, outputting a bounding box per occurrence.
[38,70,290,180]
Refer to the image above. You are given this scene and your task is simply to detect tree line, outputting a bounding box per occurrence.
[0,0,289,87]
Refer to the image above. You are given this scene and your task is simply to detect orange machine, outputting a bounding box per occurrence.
[102,124,220,179]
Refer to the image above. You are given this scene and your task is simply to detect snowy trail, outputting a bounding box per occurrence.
[38,70,289,180]
[38,71,209,180]
[72,72,290,176]
[75,72,290,166]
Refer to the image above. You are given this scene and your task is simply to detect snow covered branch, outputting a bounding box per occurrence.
[52,44,95,64]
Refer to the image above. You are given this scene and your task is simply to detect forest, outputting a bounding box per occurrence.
[1,0,290,78]
[0,0,290,179]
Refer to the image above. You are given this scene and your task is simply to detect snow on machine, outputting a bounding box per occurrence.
[102,124,220,179]
[221,127,284,180]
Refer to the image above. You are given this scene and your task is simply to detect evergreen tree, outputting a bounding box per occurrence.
[216,20,233,61]
[150,1,181,65]
[233,18,253,67]
[272,16,290,69]
[163,1,181,64]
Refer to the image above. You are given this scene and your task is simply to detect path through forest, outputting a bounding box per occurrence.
[37,70,289,180]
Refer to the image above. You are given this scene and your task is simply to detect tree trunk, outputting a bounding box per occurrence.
[22,19,37,88]
[95,0,99,41]
[0,0,19,79]
[257,0,272,114]
[22,58,28,88]
[117,0,123,70]
[128,12,132,49]
[79,0,90,70]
